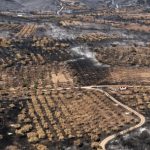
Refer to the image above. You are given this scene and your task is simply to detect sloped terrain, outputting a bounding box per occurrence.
[0,0,150,11]
[0,0,23,11]
[0,0,58,11]
[0,1,150,150]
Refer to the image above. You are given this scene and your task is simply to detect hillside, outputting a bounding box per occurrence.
[0,0,149,11]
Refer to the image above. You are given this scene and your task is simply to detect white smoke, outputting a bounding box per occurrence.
[112,0,115,5]
[71,45,95,59]
[71,45,110,67]
[47,24,76,40]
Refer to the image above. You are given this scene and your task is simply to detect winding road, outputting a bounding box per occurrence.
[39,85,146,150]
[94,88,146,150]
[57,1,64,15]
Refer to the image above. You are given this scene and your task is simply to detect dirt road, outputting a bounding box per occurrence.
[94,88,146,150]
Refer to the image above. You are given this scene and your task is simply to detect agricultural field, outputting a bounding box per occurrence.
[0,88,138,150]
[0,0,150,150]
[105,86,150,116]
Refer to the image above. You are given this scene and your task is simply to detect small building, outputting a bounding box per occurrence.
[119,86,127,91]
[17,13,25,17]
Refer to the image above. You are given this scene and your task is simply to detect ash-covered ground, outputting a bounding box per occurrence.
[1,0,150,150]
